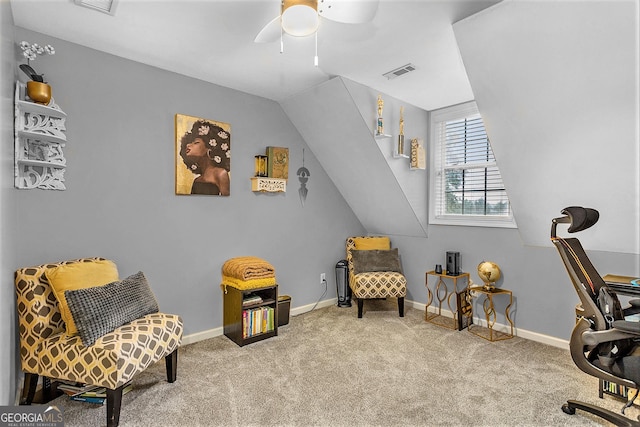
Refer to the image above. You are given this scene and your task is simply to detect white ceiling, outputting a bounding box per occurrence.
[10,0,500,111]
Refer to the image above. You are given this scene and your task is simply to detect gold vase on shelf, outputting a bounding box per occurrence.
[26,81,51,105]
[19,42,56,105]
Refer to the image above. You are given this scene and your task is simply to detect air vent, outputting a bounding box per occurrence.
[74,0,118,15]
[382,63,416,80]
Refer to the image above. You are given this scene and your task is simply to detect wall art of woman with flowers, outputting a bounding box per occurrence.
[176,115,231,196]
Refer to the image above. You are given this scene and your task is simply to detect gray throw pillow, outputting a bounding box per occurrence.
[351,248,402,274]
[65,271,159,347]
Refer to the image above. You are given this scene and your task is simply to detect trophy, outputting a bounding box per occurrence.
[397,106,405,156]
[376,94,384,135]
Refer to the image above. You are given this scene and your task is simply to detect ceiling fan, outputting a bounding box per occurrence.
[254,0,380,43]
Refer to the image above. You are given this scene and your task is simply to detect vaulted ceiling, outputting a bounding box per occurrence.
[10,0,639,254]
[10,0,499,112]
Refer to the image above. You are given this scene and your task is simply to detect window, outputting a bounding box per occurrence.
[429,102,515,228]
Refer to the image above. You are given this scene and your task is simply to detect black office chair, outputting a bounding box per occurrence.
[551,206,640,426]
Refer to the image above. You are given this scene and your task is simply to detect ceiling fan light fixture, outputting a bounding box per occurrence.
[281,0,319,37]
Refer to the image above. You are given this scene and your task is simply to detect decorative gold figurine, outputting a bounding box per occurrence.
[376,94,384,135]
[397,106,405,156]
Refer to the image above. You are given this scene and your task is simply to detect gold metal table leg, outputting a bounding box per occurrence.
[468,287,514,341]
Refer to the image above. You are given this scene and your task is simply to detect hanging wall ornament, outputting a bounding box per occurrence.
[297,149,310,207]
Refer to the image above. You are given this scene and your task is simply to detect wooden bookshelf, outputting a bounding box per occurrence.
[223,284,278,346]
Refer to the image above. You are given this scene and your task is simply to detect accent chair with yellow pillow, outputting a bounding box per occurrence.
[15,258,183,427]
[45,258,119,336]
[346,236,407,318]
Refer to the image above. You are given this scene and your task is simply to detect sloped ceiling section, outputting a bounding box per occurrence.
[280,77,428,237]
[454,0,639,254]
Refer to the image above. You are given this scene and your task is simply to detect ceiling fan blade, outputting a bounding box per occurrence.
[318,0,379,24]
[254,15,281,43]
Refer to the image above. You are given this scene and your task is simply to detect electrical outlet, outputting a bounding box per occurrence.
[320,273,326,284]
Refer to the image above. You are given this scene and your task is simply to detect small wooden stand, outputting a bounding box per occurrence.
[223,284,278,346]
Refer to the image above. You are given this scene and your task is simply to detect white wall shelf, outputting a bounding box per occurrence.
[251,177,286,193]
[14,82,68,190]
[393,153,409,159]
[17,130,67,146]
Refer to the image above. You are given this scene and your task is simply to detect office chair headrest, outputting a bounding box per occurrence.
[562,206,600,233]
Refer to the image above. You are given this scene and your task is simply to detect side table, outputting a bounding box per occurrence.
[425,271,470,330]
[468,285,514,341]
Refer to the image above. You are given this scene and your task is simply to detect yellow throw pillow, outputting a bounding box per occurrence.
[353,237,390,250]
[46,259,119,336]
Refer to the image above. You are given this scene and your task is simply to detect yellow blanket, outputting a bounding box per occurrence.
[222,256,275,281]
[220,275,277,292]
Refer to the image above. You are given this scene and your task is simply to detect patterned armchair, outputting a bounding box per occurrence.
[15,258,183,427]
[346,236,407,318]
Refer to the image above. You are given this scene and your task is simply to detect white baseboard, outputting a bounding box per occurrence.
[182,298,569,350]
[181,298,339,345]
[291,297,338,317]
[406,299,569,350]
[181,326,224,346]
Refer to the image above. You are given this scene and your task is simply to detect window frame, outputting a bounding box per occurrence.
[429,101,516,229]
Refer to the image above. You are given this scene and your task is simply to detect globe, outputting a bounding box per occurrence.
[477,261,501,290]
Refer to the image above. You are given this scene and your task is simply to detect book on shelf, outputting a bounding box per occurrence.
[242,295,263,307]
[601,379,637,401]
[242,306,275,338]
[74,387,106,397]
[266,146,289,179]
[57,381,100,396]
[70,395,105,405]
[66,381,133,405]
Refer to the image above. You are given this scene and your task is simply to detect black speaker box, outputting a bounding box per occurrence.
[446,251,460,276]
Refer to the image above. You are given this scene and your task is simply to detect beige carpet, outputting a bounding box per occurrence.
[50,300,640,426]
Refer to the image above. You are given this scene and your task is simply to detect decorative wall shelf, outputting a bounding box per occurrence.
[251,177,286,193]
[374,134,392,140]
[393,153,410,159]
[14,82,67,190]
[393,134,408,159]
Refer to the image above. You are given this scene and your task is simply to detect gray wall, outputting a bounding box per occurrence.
[341,77,429,235]
[453,0,640,255]
[280,14,640,343]
[281,77,428,238]
[5,26,365,400]
[437,0,640,338]
[3,0,639,406]
[394,225,640,341]
[1,0,18,406]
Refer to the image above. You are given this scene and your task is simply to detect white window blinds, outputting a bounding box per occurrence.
[430,102,515,228]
